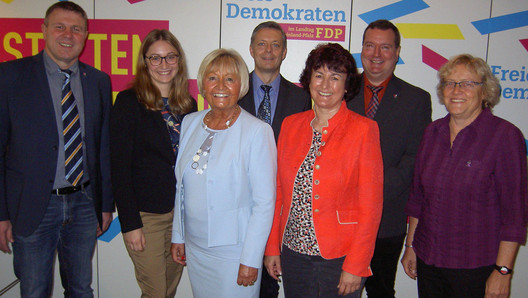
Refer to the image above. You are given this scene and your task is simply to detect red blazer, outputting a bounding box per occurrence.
[265,101,383,277]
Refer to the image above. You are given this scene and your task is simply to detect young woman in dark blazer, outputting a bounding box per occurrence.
[110,29,196,297]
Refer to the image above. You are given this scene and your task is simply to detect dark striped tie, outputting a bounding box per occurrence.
[257,85,272,125]
[60,69,83,186]
[366,85,383,119]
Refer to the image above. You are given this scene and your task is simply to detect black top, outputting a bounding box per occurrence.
[110,88,196,233]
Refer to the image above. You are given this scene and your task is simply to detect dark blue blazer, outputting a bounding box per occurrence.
[347,75,432,238]
[0,52,114,237]
[110,88,196,233]
[238,73,311,142]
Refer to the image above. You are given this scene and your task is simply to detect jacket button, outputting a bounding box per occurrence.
[52,146,58,151]
[322,130,328,134]
[321,141,326,146]
[315,165,320,170]
[314,209,319,212]
[314,180,319,185]
[314,194,320,200]
[316,151,322,156]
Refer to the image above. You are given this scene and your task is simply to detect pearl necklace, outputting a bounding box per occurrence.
[204,106,240,129]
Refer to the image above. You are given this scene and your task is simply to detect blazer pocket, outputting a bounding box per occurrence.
[336,210,358,224]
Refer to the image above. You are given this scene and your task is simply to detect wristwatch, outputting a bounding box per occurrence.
[494,265,513,275]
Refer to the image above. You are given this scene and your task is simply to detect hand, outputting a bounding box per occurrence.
[0,220,13,253]
[123,228,146,251]
[237,264,258,287]
[96,212,113,236]
[401,247,418,279]
[264,255,282,281]
[485,269,511,298]
[337,271,361,296]
[171,243,186,266]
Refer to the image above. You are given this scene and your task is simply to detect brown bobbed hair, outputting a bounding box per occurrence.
[134,29,194,115]
[197,48,249,100]
[437,53,500,109]
[299,43,360,102]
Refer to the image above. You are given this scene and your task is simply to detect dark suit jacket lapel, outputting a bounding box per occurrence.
[374,76,400,122]
[272,75,290,132]
[349,78,367,117]
[79,63,94,136]
[33,53,58,134]
[238,72,257,116]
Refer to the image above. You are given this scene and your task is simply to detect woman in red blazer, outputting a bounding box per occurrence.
[264,43,383,297]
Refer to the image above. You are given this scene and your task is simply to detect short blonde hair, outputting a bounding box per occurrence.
[437,53,500,109]
[197,48,249,100]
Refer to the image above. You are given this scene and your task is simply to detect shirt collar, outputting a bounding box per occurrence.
[437,108,492,138]
[43,50,79,76]
[363,73,392,89]
[252,72,280,93]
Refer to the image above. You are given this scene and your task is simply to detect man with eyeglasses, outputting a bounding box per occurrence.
[0,2,113,296]
[346,19,432,298]
[238,21,311,298]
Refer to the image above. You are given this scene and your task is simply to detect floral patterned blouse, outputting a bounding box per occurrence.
[283,128,322,256]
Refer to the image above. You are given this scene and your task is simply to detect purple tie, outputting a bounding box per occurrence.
[366,85,383,119]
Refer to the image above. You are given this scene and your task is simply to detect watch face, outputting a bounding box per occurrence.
[496,265,512,275]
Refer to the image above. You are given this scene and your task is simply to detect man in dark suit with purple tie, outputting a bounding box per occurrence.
[347,19,432,298]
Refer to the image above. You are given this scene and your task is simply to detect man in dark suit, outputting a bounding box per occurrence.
[0,2,113,296]
[239,21,311,143]
[347,20,432,298]
[238,21,311,297]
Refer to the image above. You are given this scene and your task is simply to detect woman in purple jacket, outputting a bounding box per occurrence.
[401,54,527,298]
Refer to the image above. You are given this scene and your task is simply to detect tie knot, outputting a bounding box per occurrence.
[60,69,72,76]
[368,85,383,94]
[60,69,73,90]
[261,85,271,94]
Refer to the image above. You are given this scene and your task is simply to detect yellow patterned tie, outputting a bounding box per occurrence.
[60,69,83,186]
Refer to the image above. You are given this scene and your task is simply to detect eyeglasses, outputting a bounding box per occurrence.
[442,80,483,90]
[145,54,179,66]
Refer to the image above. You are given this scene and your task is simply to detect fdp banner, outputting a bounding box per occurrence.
[221,0,351,83]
